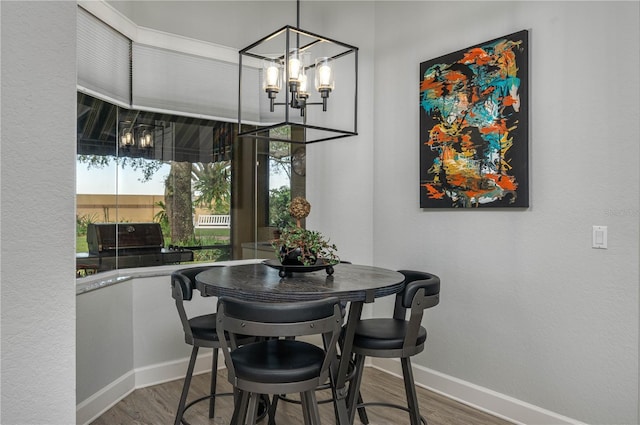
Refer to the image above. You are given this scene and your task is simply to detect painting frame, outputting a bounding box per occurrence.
[419,30,529,208]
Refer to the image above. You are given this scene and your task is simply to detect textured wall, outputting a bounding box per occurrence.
[0,1,77,424]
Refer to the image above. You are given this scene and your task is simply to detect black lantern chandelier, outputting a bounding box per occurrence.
[237,0,358,144]
[119,121,163,154]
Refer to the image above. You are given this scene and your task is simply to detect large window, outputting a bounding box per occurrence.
[76,94,302,276]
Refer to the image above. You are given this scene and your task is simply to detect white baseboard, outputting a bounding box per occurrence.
[76,370,136,425]
[370,358,585,425]
[135,351,215,389]
[76,351,217,425]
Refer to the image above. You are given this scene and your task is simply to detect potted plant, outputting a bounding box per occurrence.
[272,197,339,266]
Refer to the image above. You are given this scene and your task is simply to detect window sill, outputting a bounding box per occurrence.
[75,259,265,295]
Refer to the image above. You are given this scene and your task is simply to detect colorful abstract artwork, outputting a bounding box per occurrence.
[420,30,529,208]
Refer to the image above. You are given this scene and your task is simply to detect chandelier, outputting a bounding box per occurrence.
[119,122,162,153]
[237,0,358,144]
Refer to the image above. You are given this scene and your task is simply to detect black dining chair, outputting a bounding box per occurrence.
[346,270,440,425]
[216,296,343,425]
[265,260,366,425]
[171,266,253,425]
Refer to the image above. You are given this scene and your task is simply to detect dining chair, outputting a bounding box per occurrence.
[216,296,343,425]
[346,270,440,425]
[171,266,253,425]
[266,260,359,425]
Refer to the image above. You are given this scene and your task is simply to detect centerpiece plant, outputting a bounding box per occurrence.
[272,197,339,266]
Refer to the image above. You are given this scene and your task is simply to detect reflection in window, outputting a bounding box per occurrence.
[269,141,295,231]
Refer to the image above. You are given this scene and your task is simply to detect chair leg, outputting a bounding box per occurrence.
[230,389,244,425]
[233,390,250,425]
[174,346,199,425]
[246,392,260,425]
[301,390,321,425]
[356,391,369,424]
[209,348,219,418]
[346,353,366,425]
[300,392,312,425]
[268,394,279,425]
[401,357,422,425]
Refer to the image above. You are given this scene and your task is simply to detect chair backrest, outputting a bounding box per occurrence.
[170,265,222,341]
[394,270,440,353]
[216,296,343,383]
[171,265,219,301]
[392,270,440,317]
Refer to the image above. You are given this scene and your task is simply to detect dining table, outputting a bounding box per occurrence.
[195,261,406,425]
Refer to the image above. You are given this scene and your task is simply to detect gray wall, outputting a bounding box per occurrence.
[366,2,639,424]
[0,1,77,424]
[76,282,134,402]
[76,273,218,405]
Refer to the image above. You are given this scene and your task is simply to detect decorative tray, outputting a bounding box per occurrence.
[263,259,336,277]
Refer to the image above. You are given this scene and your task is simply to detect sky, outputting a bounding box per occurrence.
[76,159,169,195]
[76,159,289,195]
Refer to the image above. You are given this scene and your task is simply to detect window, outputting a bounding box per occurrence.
[76,94,304,277]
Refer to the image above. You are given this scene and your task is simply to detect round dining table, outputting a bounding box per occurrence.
[195,261,405,425]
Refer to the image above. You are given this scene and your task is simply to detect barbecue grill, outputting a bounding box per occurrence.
[76,222,193,274]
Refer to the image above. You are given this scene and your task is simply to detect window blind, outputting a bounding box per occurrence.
[77,7,131,107]
[132,44,260,122]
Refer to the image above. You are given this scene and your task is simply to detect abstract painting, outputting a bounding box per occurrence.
[419,30,529,208]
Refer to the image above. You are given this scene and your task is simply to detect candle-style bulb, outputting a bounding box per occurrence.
[263,59,282,92]
[314,57,335,91]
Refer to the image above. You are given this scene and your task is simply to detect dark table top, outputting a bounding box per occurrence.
[195,262,405,303]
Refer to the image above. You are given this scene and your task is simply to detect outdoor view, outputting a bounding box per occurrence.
[76,93,297,277]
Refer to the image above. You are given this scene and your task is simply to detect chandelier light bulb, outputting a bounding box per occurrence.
[299,72,309,95]
[139,130,153,149]
[121,130,134,147]
[266,66,279,87]
[315,57,335,91]
[289,58,301,81]
[288,49,309,83]
[263,59,281,91]
[318,65,331,86]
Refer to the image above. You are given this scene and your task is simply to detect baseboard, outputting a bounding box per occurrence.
[135,351,215,389]
[370,358,586,425]
[76,370,136,425]
[76,351,217,425]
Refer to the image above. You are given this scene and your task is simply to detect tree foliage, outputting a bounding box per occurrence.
[269,142,292,180]
[77,154,164,182]
[269,186,294,229]
[192,161,231,213]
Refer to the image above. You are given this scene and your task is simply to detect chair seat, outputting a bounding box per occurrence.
[231,339,325,383]
[189,313,219,341]
[353,318,427,351]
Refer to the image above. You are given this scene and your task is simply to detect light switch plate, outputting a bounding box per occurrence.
[592,225,607,249]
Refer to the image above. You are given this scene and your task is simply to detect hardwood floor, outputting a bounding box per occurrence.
[91,367,514,425]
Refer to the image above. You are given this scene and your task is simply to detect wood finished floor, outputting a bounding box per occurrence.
[91,367,514,425]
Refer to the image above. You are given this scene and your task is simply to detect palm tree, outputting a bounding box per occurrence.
[153,201,169,234]
[192,161,231,213]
